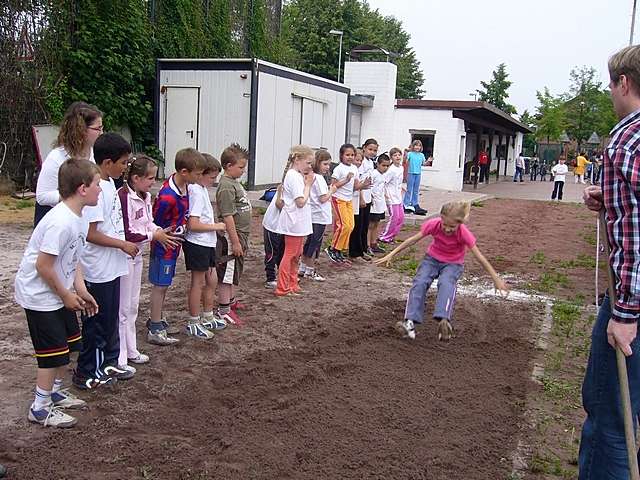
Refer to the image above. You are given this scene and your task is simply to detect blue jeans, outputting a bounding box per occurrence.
[404,255,463,323]
[404,173,421,208]
[513,166,523,182]
[579,295,640,479]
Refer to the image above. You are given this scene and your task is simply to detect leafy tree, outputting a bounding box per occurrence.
[476,63,517,115]
[52,0,153,134]
[534,87,565,143]
[519,109,536,155]
[281,0,425,98]
[561,66,616,147]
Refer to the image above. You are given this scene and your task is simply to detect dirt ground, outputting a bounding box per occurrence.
[0,197,600,479]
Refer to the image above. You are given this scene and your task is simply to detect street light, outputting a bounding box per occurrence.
[329,29,343,82]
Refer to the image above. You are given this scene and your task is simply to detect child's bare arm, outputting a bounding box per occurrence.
[469,245,509,295]
[275,184,285,209]
[222,215,243,256]
[87,222,139,258]
[320,184,337,203]
[187,216,226,233]
[373,231,424,266]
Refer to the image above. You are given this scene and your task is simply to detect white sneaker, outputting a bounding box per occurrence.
[399,319,416,340]
[304,269,326,282]
[118,364,137,374]
[28,404,77,428]
[147,329,179,346]
[128,353,150,364]
[264,280,277,289]
[51,389,87,409]
[186,323,214,339]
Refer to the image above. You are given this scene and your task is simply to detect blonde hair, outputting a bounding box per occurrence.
[56,102,103,157]
[281,145,314,182]
[440,201,470,223]
[609,45,640,93]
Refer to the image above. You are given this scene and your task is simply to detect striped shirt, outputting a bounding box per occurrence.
[602,108,640,324]
[151,175,188,260]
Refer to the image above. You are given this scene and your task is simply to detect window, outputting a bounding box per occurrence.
[409,129,435,165]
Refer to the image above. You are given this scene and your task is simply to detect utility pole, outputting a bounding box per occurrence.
[632,0,638,46]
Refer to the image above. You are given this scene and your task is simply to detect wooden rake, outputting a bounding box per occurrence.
[599,210,640,479]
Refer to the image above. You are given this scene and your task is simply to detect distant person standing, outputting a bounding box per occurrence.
[513,152,525,182]
[580,45,640,478]
[529,155,539,181]
[539,160,548,181]
[478,148,490,183]
[574,152,591,184]
[550,158,568,201]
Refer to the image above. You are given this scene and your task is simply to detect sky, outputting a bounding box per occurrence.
[367,0,635,116]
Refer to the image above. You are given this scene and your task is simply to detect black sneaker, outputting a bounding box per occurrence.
[324,247,340,263]
[103,365,134,381]
[414,206,428,216]
[72,371,117,391]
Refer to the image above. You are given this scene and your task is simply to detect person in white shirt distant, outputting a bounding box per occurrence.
[551,157,569,201]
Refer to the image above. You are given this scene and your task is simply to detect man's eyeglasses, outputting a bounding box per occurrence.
[87,125,104,132]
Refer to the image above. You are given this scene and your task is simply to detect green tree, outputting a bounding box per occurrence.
[53,0,153,134]
[519,109,536,155]
[281,0,425,98]
[476,63,517,114]
[561,66,616,147]
[534,87,566,143]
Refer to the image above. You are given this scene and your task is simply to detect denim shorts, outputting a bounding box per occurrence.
[148,256,177,287]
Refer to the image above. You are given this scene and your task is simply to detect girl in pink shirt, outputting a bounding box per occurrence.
[375,201,508,340]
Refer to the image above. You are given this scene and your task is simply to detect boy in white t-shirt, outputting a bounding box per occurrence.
[73,133,140,389]
[551,158,569,201]
[184,153,227,338]
[15,158,101,427]
[368,154,391,254]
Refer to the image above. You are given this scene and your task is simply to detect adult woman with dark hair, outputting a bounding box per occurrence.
[34,101,103,225]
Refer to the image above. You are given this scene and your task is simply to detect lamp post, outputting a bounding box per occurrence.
[577,100,586,153]
[329,29,343,82]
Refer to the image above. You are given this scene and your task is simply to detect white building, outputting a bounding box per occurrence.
[344,61,531,191]
[155,58,349,188]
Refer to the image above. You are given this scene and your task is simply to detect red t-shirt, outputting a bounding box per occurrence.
[421,217,476,264]
[478,152,489,165]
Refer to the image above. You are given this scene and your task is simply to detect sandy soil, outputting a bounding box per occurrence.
[0,197,601,479]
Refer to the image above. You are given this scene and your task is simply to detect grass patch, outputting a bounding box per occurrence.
[559,254,596,270]
[535,270,570,294]
[471,200,485,207]
[529,451,575,477]
[530,251,546,265]
[541,375,579,402]
[581,231,596,246]
[494,254,505,262]
[552,301,581,338]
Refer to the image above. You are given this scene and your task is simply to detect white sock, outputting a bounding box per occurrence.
[52,378,64,393]
[32,386,51,411]
[306,266,314,275]
[188,315,200,325]
[201,311,214,319]
[298,262,307,274]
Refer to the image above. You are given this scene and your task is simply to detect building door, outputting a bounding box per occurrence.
[163,86,200,175]
[301,98,324,148]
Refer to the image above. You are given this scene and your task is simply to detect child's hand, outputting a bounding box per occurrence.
[121,241,139,258]
[494,277,510,297]
[77,290,99,317]
[360,199,366,208]
[361,177,372,189]
[346,172,354,181]
[213,222,226,232]
[373,253,393,267]
[231,241,244,257]
[62,290,92,314]
[153,229,182,250]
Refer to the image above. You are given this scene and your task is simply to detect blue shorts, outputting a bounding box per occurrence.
[149,256,177,287]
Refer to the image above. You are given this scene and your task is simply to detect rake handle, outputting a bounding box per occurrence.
[599,210,640,480]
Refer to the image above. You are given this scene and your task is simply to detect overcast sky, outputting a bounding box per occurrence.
[367,0,634,116]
